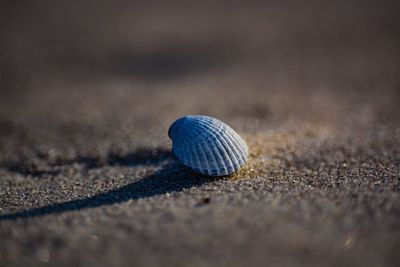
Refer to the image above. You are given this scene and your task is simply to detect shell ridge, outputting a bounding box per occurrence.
[180,120,201,144]
[225,130,247,164]
[184,117,228,146]
[195,141,211,175]
[208,138,226,175]
[211,135,230,172]
[198,118,223,131]
[237,136,249,162]
[214,135,235,174]
[196,119,235,175]
[225,128,248,160]
[235,132,249,156]
[204,139,217,174]
[186,143,195,169]
[205,123,234,174]
[191,144,202,171]
[222,133,241,168]
[180,119,218,146]
[198,119,226,145]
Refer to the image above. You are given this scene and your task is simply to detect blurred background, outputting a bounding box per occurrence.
[1,0,399,120]
[1,0,399,151]
[0,1,400,266]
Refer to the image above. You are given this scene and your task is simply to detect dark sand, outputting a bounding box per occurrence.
[1,1,400,266]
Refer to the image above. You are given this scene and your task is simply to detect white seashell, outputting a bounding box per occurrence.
[168,115,248,176]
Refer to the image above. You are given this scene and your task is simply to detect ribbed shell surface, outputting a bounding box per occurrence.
[168,115,248,176]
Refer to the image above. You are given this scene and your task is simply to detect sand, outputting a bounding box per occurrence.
[1,1,399,266]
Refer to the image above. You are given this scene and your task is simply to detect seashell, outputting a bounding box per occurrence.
[168,115,248,176]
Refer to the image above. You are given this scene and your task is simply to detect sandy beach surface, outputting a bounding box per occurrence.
[1,1,399,266]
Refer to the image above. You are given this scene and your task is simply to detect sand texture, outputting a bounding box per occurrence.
[1,1,400,266]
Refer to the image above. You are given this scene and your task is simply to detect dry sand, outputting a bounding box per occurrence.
[0,1,400,266]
